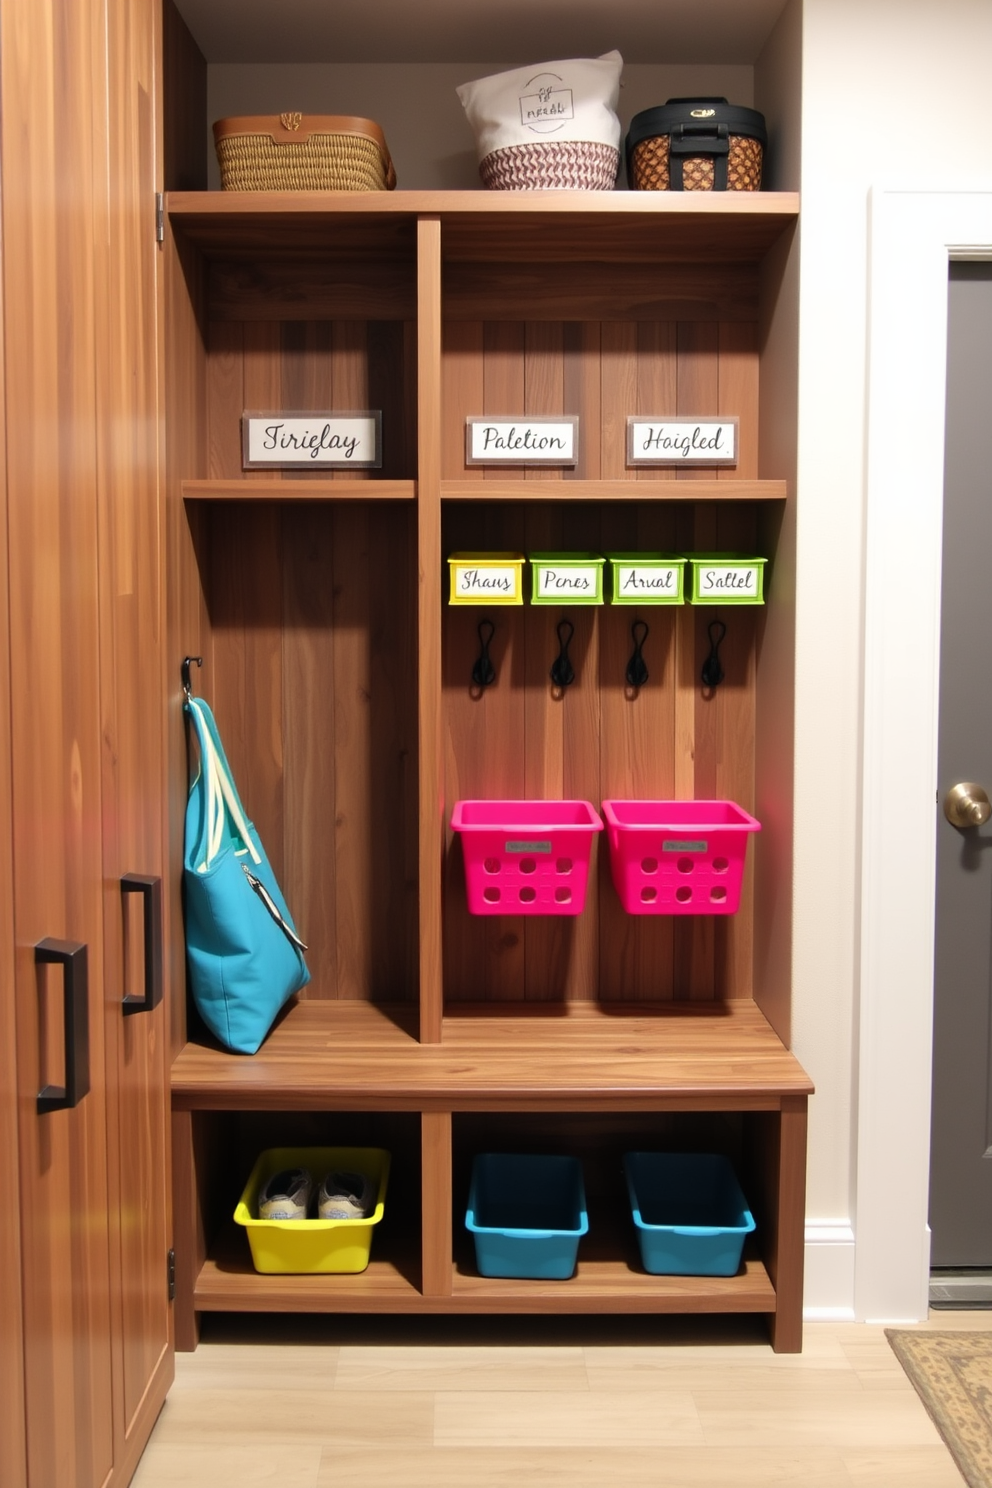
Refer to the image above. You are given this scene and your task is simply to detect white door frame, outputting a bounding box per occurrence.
[857,188,992,1321]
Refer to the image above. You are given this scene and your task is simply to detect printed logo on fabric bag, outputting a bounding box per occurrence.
[519,72,574,134]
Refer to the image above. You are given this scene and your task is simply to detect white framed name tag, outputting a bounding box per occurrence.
[626,417,738,468]
[242,411,381,469]
[465,416,578,467]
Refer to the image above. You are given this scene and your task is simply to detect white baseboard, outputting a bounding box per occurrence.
[803,1220,856,1318]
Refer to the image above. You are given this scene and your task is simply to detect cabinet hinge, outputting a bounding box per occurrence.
[155,192,165,246]
[167,1248,176,1301]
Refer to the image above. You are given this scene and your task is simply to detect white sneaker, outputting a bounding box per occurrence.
[318,1169,374,1220]
[258,1167,313,1220]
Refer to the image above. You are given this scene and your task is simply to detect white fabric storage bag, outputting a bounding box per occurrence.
[457,52,623,161]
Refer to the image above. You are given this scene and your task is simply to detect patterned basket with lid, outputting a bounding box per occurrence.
[625,98,766,192]
[213,113,396,192]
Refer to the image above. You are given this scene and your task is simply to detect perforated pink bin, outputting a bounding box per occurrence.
[451,800,604,916]
[602,800,760,916]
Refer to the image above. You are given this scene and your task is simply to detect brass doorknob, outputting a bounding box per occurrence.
[943,782,992,828]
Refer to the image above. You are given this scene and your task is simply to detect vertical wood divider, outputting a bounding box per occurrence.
[170,1111,203,1351]
[417,218,444,1044]
[421,1110,453,1296]
[767,1094,808,1353]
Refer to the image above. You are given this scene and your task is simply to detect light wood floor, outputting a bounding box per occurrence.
[132,1312,983,1487]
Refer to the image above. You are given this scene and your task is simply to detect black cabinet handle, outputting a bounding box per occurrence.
[121,874,163,1015]
[35,938,90,1114]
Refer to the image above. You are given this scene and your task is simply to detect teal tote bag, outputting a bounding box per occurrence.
[183,696,310,1053]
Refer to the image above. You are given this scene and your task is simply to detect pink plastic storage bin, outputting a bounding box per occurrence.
[602,800,760,916]
[451,800,604,916]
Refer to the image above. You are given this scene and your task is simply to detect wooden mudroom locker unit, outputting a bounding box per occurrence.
[0,1,811,1484]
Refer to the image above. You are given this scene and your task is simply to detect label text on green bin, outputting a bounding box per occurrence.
[505,840,553,854]
[663,840,708,853]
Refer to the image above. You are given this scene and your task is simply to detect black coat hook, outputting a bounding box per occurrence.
[550,619,576,692]
[182,656,203,701]
[701,621,726,690]
[626,620,649,690]
[471,620,497,692]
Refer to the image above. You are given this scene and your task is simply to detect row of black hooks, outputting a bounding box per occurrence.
[470,617,727,694]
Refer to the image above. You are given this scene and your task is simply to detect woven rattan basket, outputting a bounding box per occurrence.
[480,140,619,191]
[213,113,396,192]
[625,100,765,193]
[630,134,762,192]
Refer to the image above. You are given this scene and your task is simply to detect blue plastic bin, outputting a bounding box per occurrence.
[466,1153,589,1279]
[624,1152,755,1276]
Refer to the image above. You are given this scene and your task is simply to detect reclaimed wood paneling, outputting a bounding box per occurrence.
[201,500,418,1004]
[441,313,763,1005]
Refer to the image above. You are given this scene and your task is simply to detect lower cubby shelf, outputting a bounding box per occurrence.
[194,1228,775,1316]
[172,999,811,1351]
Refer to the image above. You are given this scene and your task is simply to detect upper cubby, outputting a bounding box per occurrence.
[164,0,801,193]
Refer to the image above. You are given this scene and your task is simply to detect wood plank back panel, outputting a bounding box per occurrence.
[202,500,418,1002]
[205,316,417,482]
[441,317,762,1006]
[444,318,760,484]
[444,261,760,322]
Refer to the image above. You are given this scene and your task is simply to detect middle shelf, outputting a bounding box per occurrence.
[181,477,787,503]
[171,999,813,1110]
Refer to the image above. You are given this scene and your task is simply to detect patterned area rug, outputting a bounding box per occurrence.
[887,1330,992,1487]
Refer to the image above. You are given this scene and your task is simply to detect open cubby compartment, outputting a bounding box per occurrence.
[178,1109,424,1308]
[453,1111,747,1274]
[168,207,425,1029]
[436,218,794,1022]
[173,211,420,489]
[182,497,420,1004]
[448,1108,792,1334]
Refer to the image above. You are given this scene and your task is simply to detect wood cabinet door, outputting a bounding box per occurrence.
[2,0,172,1482]
[97,0,174,1471]
[2,0,117,1477]
[0,211,28,1488]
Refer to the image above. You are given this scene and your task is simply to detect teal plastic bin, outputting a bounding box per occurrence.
[466,1153,589,1279]
[624,1152,755,1276]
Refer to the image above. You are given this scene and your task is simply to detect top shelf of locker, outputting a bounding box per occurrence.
[166,189,799,264]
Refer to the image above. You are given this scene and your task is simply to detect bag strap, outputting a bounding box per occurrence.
[668,122,730,190]
[184,696,308,955]
[184,697,262,870]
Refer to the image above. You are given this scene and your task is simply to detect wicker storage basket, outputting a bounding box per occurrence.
[480,141,619,191]
[457,53,622,192]
[213,113,396,192]
[625,98,765,192]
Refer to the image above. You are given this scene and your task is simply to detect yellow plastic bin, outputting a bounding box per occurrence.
[234,1145,390,1274]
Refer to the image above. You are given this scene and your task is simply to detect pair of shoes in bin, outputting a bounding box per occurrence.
[258,1166,374,1221]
